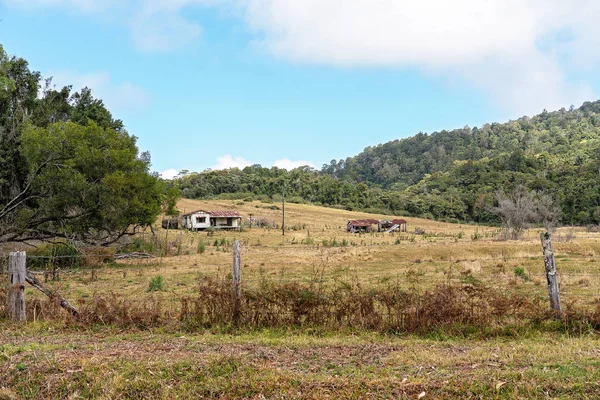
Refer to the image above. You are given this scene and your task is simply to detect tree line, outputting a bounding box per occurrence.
[173,102,600,226]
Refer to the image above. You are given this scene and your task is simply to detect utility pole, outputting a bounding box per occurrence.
[282,183,285,236]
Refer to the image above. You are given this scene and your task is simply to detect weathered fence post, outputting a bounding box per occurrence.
[8,251,26,322]
[232,240,242,326]
[540,232,562,318]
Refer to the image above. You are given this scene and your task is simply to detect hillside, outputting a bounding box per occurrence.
[175,101,600,226]
[335,101,600,188]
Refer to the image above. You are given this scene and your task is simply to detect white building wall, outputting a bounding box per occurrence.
[183,212,211,230]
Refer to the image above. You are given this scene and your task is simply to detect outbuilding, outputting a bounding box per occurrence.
[347,219,379,233]
[181,210,242,231]
[348,218,409,233]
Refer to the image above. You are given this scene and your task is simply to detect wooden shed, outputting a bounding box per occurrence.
[348,218,408,233]
[161,218,179,229]
[347,219,379,233]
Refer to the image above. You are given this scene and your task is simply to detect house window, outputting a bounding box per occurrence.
[196,216,206,224]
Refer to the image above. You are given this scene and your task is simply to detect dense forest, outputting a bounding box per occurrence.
[0,44,163,244]
[173,103,600,226]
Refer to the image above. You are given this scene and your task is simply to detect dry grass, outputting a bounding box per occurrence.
[5,199,600,397]
[7,198,600,321]
[2,326,600,399]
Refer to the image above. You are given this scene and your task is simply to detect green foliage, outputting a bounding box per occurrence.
[147,275,164,292]
[514,266,529,281]
[12,122,163,243]
[168,101,600,227]
[162,187,181,218]
[460,273,481,285]
[0,45,162,244]
[197,240,206,254]
[26,242,83,271]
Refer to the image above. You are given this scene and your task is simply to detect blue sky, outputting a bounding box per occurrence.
[1,1,599,178]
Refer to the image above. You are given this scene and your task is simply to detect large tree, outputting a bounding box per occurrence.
[0,45,163,245]
[0,121,162,245]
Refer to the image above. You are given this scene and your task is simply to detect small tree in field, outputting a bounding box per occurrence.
[492,185,560,240]
[162,186,181,249]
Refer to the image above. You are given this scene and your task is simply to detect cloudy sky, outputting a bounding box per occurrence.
[2,0,599,178]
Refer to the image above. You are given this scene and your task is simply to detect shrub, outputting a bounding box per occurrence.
[27,242,84,271]
[180,277,552,334]
[216,192,255,200]
[514,266,529,281]
[147,275,165,292]
[255,194,272,203]
[77,293,163,328]
[197,240,206,254]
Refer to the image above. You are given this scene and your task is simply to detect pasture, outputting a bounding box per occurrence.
[3,199,600,399]
[19,198,600,303]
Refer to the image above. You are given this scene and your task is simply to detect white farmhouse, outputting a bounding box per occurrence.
[181,210,242,231]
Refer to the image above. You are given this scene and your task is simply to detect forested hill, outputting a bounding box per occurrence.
[328,101,600,190]
[175,101,600,226]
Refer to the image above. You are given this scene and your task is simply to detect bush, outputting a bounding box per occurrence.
[197,240,206,254]
[122,235,167,256]
[83,247,115,267]
[26,242,84,271]
[255,194,272,203]
[216,192,255,200]
[254,217,277,228]
[180,278,551,334]
[286,195,306,204]
[147,275,165,292]
[514,266,529,281]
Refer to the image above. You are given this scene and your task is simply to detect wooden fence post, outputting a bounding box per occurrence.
[8,251,26,322]
[232,240,242,326]
[540,232,562,318]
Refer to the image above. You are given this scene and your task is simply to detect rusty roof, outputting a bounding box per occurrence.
[348,219,378,227]
[392,219,408,224]
[209,211,242,217]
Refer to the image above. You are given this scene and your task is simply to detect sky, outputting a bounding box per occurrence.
[1,0,600,179]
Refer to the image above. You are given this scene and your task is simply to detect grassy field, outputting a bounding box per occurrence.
[3,199,600,398]
[17,198,600,304]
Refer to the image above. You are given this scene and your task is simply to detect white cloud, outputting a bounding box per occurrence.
[238,0,598,115]
[47,70,150,112]
[207,155,316,171]
[7,0,600,114]
[160,168,180,180]
[273,158,315,170]
[212,154,253,170]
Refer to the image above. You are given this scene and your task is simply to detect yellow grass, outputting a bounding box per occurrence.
[19,198,600,309]
[5,199,600,398]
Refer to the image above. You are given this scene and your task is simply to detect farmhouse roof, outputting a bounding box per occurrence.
[392,219,408,225]
[348,219,379,227]
[182,209,210,217]
[209,211,242,217]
